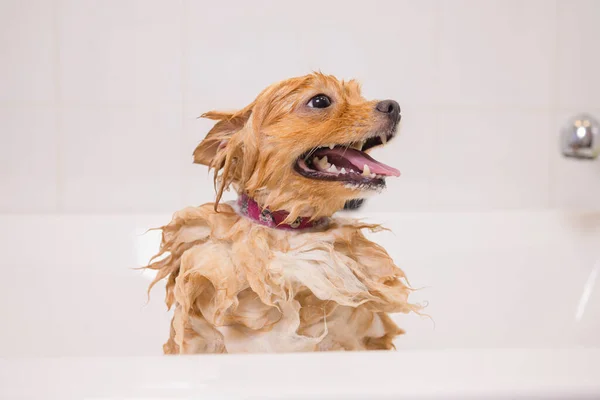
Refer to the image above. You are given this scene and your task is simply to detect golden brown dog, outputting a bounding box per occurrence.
[147,73,419,353]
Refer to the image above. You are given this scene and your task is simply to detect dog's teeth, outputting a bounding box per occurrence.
[362,164,371,176]
[370,173,376,178]
[328,164,338,173]
[351,142,362,150]
[329,144,335,149]
[380,134,387,145]
[314,156,331,170]
[340,168,346,174]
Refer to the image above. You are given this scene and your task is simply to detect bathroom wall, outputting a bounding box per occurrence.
[1,0,599,214]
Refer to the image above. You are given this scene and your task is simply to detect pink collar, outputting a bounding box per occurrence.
[237,194,329,231]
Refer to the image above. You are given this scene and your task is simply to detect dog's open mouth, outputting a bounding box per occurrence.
[294,130,399,188]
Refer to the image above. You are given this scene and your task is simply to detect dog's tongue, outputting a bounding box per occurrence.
[315,147,400,177]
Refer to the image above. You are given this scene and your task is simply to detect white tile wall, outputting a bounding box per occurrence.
[438,0,556,109]
[58,0,183,108]
[0,107,58,212]
[556,0,600,110]
[431,110,552,210]
[0,0,56,105]
[1,0,600,214]
[59,106,182,212]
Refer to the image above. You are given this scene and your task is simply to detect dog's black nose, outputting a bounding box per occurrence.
[375,100,401,122]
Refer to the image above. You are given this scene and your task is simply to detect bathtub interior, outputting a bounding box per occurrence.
[0,210,599,358]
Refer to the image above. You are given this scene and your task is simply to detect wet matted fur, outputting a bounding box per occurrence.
[146,73,420,353]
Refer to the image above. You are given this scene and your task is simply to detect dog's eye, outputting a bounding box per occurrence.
[307,94,331,109]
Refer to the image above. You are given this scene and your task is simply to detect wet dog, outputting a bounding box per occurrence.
[146,73,418,353]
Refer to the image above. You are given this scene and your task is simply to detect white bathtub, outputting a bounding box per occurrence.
[1,211,599,399]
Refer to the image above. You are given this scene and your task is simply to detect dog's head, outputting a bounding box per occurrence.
[194,73,401,221]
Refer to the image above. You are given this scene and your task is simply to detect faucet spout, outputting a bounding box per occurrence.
[561,114,600,160]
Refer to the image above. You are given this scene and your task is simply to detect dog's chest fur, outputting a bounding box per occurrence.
[148,203,416,354]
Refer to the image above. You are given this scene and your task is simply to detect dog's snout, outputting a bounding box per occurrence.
[375,100,401,122]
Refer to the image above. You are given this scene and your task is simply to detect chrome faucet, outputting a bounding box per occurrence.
[561,114,600,160]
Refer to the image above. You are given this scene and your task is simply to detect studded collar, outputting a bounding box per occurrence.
[237,194,329,231]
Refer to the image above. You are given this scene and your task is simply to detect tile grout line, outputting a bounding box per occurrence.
[0,101,570,113]
[548,0,560,210]
[52,0,64,213]
[428,0,442,205]
[180,0,187,208]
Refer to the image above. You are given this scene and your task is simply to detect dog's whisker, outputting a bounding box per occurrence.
[304,146,319,161]
[341,142,351,158]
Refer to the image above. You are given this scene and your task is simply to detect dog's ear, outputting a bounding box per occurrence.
[193,108,253,166]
